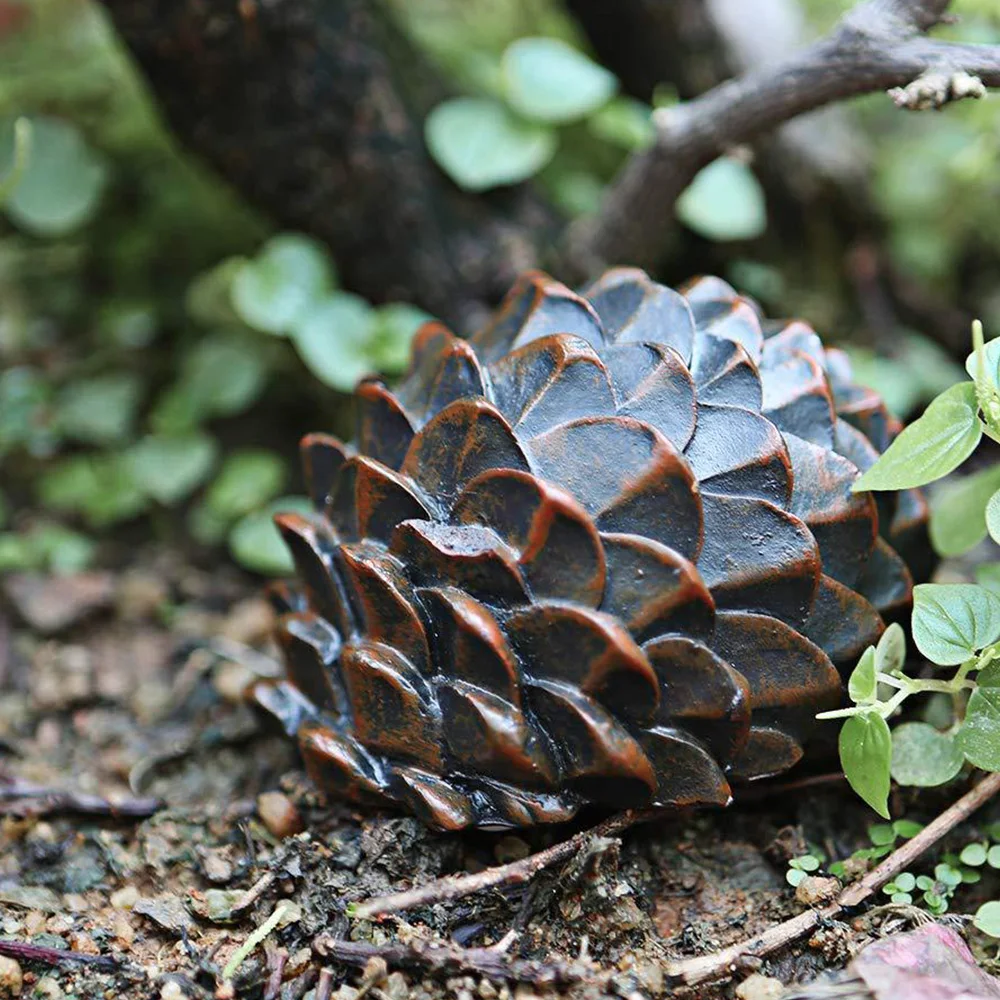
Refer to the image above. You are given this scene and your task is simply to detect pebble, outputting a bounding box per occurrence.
[116,571,169,621]
[794,875,840,906]
[257,791,304,839]
[0,956,22,998]
[3,572,115,634]
[159,983,185,1000]
[735,973,784,1000]
[34,978,63,999]
[111,885,140,909]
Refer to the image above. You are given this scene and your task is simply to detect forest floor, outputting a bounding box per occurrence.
[2,550,1000,1000]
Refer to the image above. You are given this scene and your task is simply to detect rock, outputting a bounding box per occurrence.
[734,973,784,1000]
[0,956,22,998]
[3,573,115,634]
[134,894,195,935]
[257,791,304,839]
[111,885,140,909]
[794,875,840,906]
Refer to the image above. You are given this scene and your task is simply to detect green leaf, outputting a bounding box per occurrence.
[127,433,218,505]
[206,450,286,520]
[231,233,335,335]
[977,563,1000,595]
[38,454,148,527]
[894,872,916,892]
[875,623,906,676]
[425,98,556,192]
[847,646,877,704]
[676,157,767,242]
[501,38,617,124]
[929,463,1000,556]
[974,901,1000,937]
[987,487,1000,545]
[228,495,312,575]
[987,845,1000,868]
[291,293,377,392]
[966,336,1000,389]
[893,820,924,839]
[957,664,1000,771]
[790,854,820,872]
[868,824,895,846]
[961,843,988,866]
[785,868,806,887]
[1,116,107,236]
[890,722,964,787]
[839,712,892,819]
[370,303,433,374]
[912,583,1000,665]
[587,97,654,151]
[56,373,142,446]
[936,863,964,887]
[852,382,982,491]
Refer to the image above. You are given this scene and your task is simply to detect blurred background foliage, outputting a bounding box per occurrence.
[0,0,997,576]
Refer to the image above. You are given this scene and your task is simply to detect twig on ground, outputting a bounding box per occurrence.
[231,871,277,919]
[263,946,287,1000]
[350,808,659,920]
[0,775,161,819]
[564,0,1000,276]
[313,936,597,987]
[665,770,1000,988]
[0,938,118,970]
[315,968,335,1000]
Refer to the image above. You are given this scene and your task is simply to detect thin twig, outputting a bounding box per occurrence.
[565,0,1000,276]
[665,770,1000,987]
[314,936,597,987]
[0,938,117,970]
[350,808,658,920]
[0,776,162,820]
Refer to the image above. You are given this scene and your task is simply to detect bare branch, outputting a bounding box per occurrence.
[564,0,1000,278]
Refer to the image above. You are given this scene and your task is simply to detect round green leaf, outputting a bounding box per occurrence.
[501,37,617,124]
[893,820,924,839]
[966,337,1000,389]
[957,665,1000,771]
[56,373,142,446]
[38,453,148,527]
[588,97,654,151]
[291,293,377,392]
[206,450,286,521]
[852,382,982,492]
[912,583,1000,665]
[231,233,335,335]
[370,303,433,374]
[987,845,1000,868]
[894,872,916,892]
[786,868,806,887]
[961,843,988,866]
[975,901,1000,937]
[891,722,964,787]
[848,646,877,704]
[929,463,1000,556]
[868,823,895,846]
[840,712,892,819]
[229,495,312,575]
[986,488,1000,546]
[676,157,767,242]
[128,433,218,505]
[1,116,107,236]
[875,623,906,676]
[425,98,556,192]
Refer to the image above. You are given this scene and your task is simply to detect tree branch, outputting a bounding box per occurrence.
[564,0,1000,278]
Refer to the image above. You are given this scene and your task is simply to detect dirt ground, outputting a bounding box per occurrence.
[2,549,999,1000]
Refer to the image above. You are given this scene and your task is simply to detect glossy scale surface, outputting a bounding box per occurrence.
[254,268,927,830]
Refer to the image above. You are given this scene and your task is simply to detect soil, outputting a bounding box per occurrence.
[2,550,999,1000]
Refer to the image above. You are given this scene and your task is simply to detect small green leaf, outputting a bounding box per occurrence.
[975,901,1000,937]
[790,854,820,872]
[936,863,963,888]
[957,663,1000,771]
[987,845,1000,868]
[966,337,1000,388]
[961,843,988,866]
[370,303,433,374]
[840,712,892,819]
[206,450,286,521]
[868,824,895,846]
[426,98,556,192]
[56,373,142,446]
[875,623,906,676]
[852,382,981,492]
[128,433,218,505]
[890,892,913,904]
[786,868,806,887]
[231,233,335,335]
[587,97,654,151]
[848,647,877,704]
[986,488,1000,545]
[38,454,148,527]
[930,464,1000,556]
[891,722,964,787]
[229,495,312,575]
[893,819,924,839]
[894,872,916,892]
[291,293,378,392]
[1,116,107,236]
[912,583,1000,665]
[501,38,617,124]
[676,157,767,242]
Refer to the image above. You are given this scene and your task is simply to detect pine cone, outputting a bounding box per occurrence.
[255,269,927,830]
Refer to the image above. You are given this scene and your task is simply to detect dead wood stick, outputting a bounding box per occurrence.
[350,808,659,920]
[665,769,1000,987]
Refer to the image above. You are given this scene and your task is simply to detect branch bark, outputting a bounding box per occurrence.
[563,0,1000,278]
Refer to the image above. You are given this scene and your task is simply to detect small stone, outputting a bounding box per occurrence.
[198,847,235,884]
[30,644,93,711]
[735,973,784,1000]
[0,956,22,998]
[794,875,840,906]
[0,887,61,912]
[384,972,408,1000]
[111,885,140,909]
[113,910,135,948]
[24,911,47,936]
[257,792,303,839]
[34,978,63,999]
[159,983,185,1000]
[116,571,169,621]
[213,660,254,705]
[134,895,195,935]
[478,982,498,1000]
[3,573,115,634]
